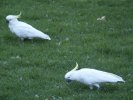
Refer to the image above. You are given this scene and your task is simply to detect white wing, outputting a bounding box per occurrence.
[78,68,124,84]
[11,21,51,40]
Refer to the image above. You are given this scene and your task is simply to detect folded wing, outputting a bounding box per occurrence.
[14,21,51,40]
[80,68,125,84]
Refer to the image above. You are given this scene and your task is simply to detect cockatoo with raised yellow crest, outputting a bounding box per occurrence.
[6,12,51,40]
[65,63,125,89]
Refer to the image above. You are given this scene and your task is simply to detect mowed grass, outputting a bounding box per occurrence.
[0,0,133,99]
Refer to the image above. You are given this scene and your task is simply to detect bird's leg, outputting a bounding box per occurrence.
[89,85,93,90]
[93,84,100,90]
[20,38,24,41]
[28,37,33,40]
[19,38,24,44]
[28,38,34,44]
[30,39,34,44]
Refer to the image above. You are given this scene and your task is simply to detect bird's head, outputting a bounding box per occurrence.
[6,12,21,23]
[65,62,79,83]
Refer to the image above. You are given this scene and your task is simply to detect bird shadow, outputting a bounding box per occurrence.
[2,36,50,45]
[68,82,121,93]
[98,84,120,92]
[22,38,50,44]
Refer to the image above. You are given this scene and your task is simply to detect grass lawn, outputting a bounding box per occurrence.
[0,0,133,99]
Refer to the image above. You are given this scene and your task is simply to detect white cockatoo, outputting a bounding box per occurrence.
[65,63,125,89]
[6,12,51,40]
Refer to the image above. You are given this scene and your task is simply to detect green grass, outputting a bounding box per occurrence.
[0,0,133,99]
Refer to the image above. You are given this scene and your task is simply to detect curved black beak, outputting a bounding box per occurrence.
[6,20,9,24]
[65,79,72,83]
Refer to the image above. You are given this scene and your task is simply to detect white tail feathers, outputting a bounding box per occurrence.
[40,34,51,40]
[34,30,51,40]
[116,76,125,82]
[107,73,125,83]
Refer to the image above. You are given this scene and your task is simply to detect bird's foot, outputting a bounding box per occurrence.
[89,85,93,90]
[94,84,100,90]
[20,38,24,41]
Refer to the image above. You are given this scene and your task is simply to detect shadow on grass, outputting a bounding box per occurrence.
[22,38,50,44]
[1,36,50,45]
[66,82,121,93]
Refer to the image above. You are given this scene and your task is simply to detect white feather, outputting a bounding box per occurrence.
[6,13,51,40]
[65,63,125,89]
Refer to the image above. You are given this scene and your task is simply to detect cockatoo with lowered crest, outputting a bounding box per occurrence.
[65,63,125,89]
[6,12,51,40]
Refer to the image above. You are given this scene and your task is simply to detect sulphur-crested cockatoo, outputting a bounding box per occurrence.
[6,12,51,40]
[65,63,125,89]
